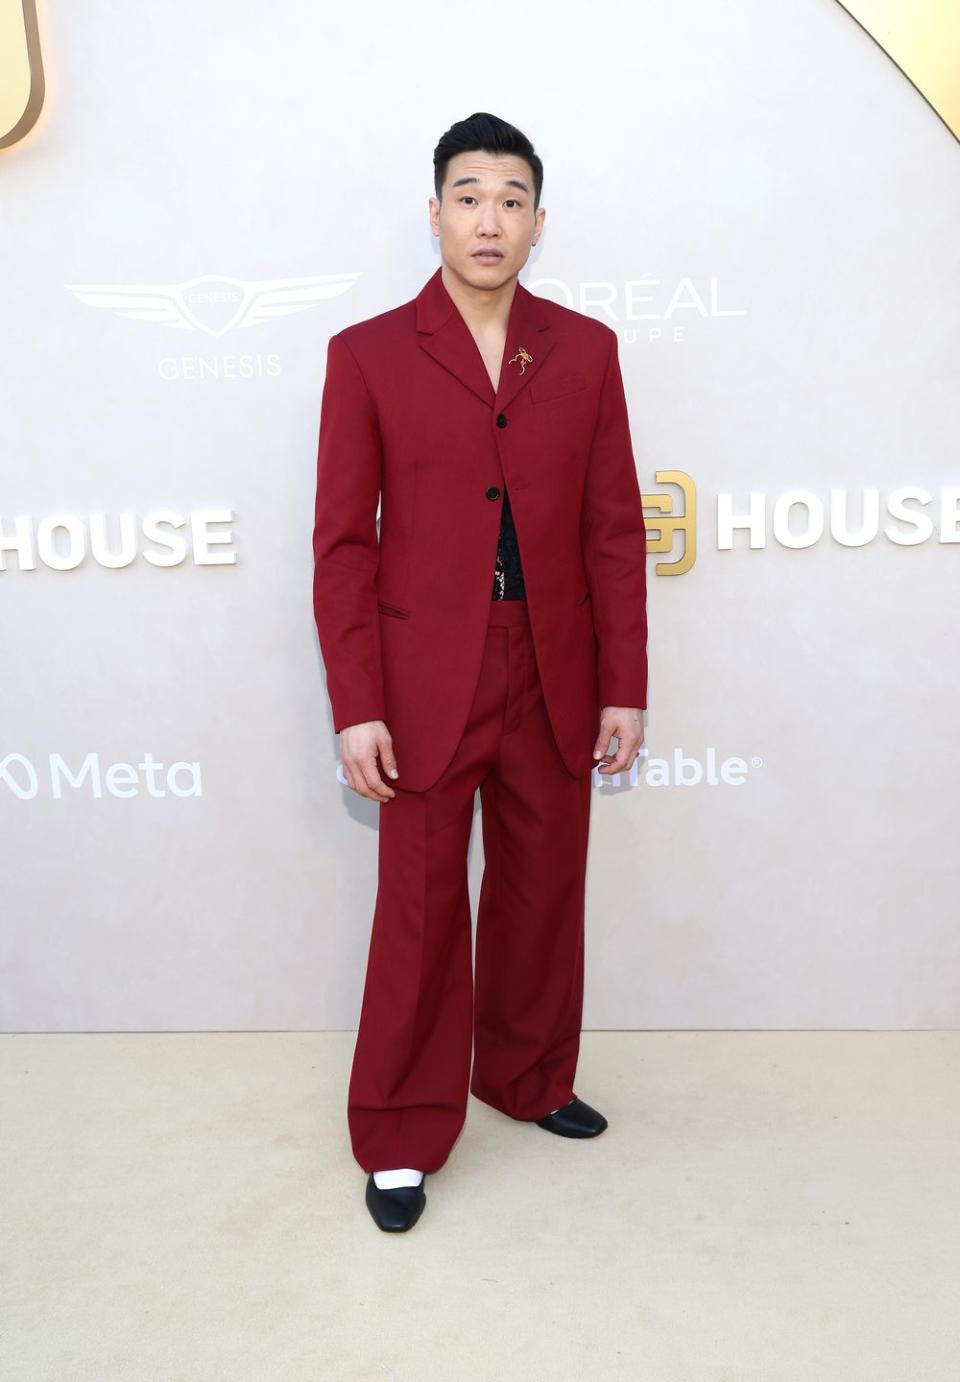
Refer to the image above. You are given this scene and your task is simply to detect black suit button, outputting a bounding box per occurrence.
[485,486,501,500]
[496,413,507,428]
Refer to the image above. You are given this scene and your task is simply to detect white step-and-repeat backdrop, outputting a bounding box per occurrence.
[3,1,958,1030]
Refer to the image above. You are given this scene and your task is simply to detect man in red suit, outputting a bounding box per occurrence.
[313,112,648,1232]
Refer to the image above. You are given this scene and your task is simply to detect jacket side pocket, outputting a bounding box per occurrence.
[377,600,410,619]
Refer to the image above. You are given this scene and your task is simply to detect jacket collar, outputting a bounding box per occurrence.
[415,265,556,413]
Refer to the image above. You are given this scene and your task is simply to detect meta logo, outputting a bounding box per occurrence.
[0,510,236,571]
[0,753,203,800]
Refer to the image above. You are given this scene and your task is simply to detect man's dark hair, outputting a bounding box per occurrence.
[433,112,543,211]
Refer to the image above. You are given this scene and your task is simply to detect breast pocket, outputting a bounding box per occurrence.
[530,371,587,404]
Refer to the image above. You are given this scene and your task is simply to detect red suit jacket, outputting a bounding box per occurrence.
[312,266,648,793]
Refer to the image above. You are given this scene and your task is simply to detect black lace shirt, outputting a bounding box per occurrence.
[491,485,526,600]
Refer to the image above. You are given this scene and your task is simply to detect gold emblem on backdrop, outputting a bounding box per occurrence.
[835,1,960,142]
[2,4,959,150]
[0,0,44,148]
[644,471,697,576]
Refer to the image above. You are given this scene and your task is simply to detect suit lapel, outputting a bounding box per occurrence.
[415,266,556,412]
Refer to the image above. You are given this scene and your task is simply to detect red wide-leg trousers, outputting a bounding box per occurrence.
[346,597,594,1173]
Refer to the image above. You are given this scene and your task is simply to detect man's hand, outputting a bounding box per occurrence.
[593,706,645,775]
[339,720,399,802]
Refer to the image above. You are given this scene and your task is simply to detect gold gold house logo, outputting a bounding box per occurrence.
[0,1,45,148]
[644,471,696,576]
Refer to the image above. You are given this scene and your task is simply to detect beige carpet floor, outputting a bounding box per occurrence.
[2,1031,958,1382]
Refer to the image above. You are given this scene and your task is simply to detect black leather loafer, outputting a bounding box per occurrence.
[365,1173,427,1232]
[535,1095,608,1138]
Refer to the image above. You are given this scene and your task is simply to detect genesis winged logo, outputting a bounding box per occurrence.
[63,272,360,338]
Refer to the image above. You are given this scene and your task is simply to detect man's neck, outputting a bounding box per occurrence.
[440,263,518,335]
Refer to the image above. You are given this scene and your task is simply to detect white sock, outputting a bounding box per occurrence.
[373,1167,424,1189]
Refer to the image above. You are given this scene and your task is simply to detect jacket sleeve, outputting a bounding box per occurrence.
[580,326,649,710]
[312,332,387,733]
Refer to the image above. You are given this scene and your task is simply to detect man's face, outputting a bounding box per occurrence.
[430,150,545,291]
